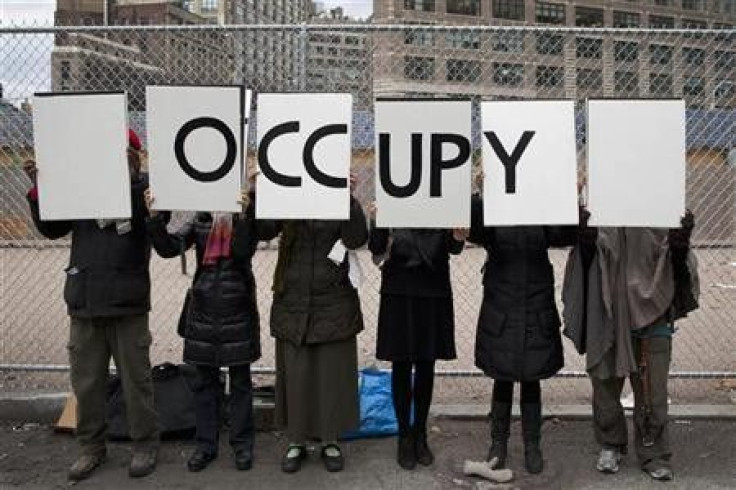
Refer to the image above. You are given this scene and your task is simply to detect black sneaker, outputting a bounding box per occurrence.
[321,443,344,472]
[234,448,253,471]
[281,445,307,473]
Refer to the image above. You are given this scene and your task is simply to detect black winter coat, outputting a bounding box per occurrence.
[263,197,368,346]
[469,196,576,381]
[147,207,262,367]
[27,174,159,318]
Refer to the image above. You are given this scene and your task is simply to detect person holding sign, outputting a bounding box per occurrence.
[367,204,465,470]
[261,175,368,474]
[24,130,161,482]
[468,191,578,475]
[144,180,264,473]
[562,214,699,482]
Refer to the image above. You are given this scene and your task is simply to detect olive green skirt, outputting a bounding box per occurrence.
[275,337,359,441]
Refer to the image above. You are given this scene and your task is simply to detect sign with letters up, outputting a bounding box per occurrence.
[587,99,686,228]
[256,93,352,220]
[481,100,579,226]
[375,99,472,228]
[147,85,249,212]
[32,92,131,220]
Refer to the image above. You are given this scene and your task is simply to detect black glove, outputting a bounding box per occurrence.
[578,206,598,247]
[668,210,694,250]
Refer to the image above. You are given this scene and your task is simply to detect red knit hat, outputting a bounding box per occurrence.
[128,129,142,151]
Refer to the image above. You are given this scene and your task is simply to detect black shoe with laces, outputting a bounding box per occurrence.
[187,449,216,472]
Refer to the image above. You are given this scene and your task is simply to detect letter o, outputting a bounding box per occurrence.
[174,117,237,183]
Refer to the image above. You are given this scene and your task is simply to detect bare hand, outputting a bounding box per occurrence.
[453,228,469,242]
[237,188,251,211]
[246,162,260,188]
[350,172,358,194]
[367,201,377,220]
[23,159,38,185]
[144,188,159,217]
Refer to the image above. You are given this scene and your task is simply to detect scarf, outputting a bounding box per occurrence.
[202,213,233,266]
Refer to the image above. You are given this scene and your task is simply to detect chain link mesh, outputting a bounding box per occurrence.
[1,24,734,405]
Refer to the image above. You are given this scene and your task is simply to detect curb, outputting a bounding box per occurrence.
[3,394,736,424]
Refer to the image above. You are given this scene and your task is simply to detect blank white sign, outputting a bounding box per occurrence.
[256,93,352,220]
[375,99,472,228]
[32,92,131,220]
[481,100,579,226]
[147,86,248,212]
[587,100,686,227]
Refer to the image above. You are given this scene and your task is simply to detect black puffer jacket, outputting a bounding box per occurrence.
[147,207,262,367]
[469,196,576,381]
[27,175,158,318]
[263,197,368,346]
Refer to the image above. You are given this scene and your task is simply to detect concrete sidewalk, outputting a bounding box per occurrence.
[2,418,735,489]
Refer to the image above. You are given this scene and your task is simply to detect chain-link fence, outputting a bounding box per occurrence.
[1,24,735,406]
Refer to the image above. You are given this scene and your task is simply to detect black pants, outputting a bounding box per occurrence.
[392,361,435,436]
[492,380,541,404]
[193,364,254,456]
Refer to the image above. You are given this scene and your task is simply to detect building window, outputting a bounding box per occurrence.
[404,0,435,12]
[614,41,638,62]
[493,31,524,53]
[615,71,639,94]
[683,47,705,65]
[650,74,673,96]
[682,19,707,29]
[683,77,705,96]
[682,0,702,10]
[446,31,480,49]
[714,81,735,102]
[536,33,564,55]
[492,0,524,21]
[575,7,603,27]
[447,59,480,82]
[535,2,566,25]
[577,69,602,90]
[613,11,640,28]
[536,66,564,88]
[404,56,435,80]
[447,0,480,16]
[714,50,735,70]
[576,37,602,59]
[653,0,672,5]
[493,63,524,86]
[405,30,434,46]
[650,44,673,65]
[649,15,674,29]
[201,0,217,13]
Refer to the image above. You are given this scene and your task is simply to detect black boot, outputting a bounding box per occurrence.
[397,432,416,470]
[487,401,511,468]
[414,427,434,466]
[521,402,544,474]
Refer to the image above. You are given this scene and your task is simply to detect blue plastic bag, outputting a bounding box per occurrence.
[342,368,398,440]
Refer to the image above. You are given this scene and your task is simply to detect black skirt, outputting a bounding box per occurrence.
[375,293,457,362]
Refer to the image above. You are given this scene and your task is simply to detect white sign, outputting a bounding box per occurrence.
[481,100,579,226]
[587,99,686,227]
[256,93,352,220]
[375,99,472,228]
[32,92,131,220]
[147,86,248,212]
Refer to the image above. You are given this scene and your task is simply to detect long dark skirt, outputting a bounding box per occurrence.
[376,294,456,362]
[275,337,359,442]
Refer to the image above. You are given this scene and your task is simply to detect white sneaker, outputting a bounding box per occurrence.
[596,448,622,474]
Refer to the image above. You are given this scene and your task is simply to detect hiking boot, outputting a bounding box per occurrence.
[129,447,157,478]
[596,448,622,474]
[68,449,106,482]
[487,400,511,468]
[521,402,544,474]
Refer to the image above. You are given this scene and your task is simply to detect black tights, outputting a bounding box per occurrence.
[492,380,541,404]
[392,361,435,435]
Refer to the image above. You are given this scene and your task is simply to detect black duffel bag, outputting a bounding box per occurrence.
[107,362,198,440]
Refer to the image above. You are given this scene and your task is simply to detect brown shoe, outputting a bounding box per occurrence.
[129,447,158,478]
[68,450,106,481]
